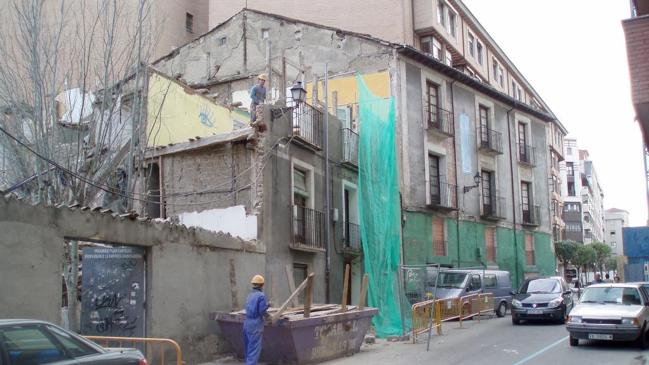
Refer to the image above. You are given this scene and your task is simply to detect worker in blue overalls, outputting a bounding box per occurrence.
[243,274,269,365]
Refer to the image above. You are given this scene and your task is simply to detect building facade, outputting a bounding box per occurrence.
[605,208,630,256]
[623,0,649,224]
[560,139,605,244]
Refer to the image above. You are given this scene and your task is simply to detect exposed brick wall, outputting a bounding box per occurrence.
[624,16,649,105]
[162,143,253,217]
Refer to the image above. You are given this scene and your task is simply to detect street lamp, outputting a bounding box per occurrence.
[463,172,482,193]
[290,81,307,104]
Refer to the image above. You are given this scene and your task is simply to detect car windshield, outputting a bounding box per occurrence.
[429,272,467,289]
[522,279,561,294]
[580,287,643,305]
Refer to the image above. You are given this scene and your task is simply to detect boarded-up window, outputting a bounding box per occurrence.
[525,234,535,266]
[485,227,496,262]
[433,217,446,256]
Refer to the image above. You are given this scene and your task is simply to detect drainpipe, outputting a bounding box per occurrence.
[506,106,520,286]
[450,80,461,268]
[323,64,331,303]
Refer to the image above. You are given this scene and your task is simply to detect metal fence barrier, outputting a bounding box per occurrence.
[85,336,183,365]
[411,293,495,343]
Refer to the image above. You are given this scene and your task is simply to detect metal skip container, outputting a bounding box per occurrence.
[214,307,377,364]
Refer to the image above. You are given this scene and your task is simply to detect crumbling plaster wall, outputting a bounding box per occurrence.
[0,196,264,364]
[154,10,394,103]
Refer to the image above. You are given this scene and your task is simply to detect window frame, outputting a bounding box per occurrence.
[185,12,194,33]
[476,41,484,65]
[468,32,475,58]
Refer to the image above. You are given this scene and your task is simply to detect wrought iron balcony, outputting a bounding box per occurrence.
[341,128,358,168]
[518,143,536,166]
[482,195,506,220]
[291,205,325,252]
[521,204,541,226]
[342,221,362,253]
[291,103,323,149]
[429,181,458,210]
[424,102,454,137]
[479,127,503,154]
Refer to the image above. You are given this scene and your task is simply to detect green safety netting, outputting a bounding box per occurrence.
[356,74,403,337]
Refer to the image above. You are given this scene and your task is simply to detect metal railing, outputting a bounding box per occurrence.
[521,204,541,226]
[84,336,183,365]
[341,128,358,167]
[482,195,505,220]
[479,127,503,154]
[343,221,361,250]
[424,102,454,136]
[292,205,325,250]
[291,103,323,149]
[518,143,536,166]
[430,181,458,210]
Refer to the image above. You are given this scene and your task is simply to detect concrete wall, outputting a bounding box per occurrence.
[0,196,263,364]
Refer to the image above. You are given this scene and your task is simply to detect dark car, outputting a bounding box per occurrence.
[0,319,147,365]
[510,276,575,325]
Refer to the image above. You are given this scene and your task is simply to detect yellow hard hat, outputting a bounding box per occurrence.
[257,74,268,81]
[251,274,265,285]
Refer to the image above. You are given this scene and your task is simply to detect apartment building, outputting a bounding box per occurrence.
[560,139,605,244]
[605,208,630,256]
[623,0,649,223]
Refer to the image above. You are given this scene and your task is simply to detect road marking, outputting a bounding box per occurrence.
[512,336,568,365]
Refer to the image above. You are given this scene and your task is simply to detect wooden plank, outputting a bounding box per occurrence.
[341,264,350,312]
[303,274,314,318]
[271,273,315,323]
[358,274,369,310]
[285,264,299,307]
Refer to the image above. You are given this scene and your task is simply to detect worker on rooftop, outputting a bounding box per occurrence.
[243,274,269,365]
[250,74,267,123]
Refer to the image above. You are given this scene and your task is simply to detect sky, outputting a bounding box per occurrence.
[463,0,646,227]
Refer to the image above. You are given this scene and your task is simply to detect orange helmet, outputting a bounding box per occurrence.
[251,275,265,285]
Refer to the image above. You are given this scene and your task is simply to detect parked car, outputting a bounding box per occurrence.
[510,276,574,325]
[424,269,513,317]
[566,283,649,347]
[0,319,147,364]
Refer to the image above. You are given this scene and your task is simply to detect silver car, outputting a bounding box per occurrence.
[566,283,649,348]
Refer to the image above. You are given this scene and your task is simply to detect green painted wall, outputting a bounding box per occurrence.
[402,212,556,289]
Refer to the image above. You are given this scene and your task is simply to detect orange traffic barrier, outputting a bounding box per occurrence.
[85,336,183,365]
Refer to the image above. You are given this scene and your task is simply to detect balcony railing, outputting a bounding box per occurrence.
[429,180,458,210]
[291,103,323,149]
[521,204,541,226]
[424,102,454,137]
[343,221,362,251]
[479,127,503,154]
[518,143,536,166]
[482,195,506,220]
[341,128,358,167]
[291,205,325,251]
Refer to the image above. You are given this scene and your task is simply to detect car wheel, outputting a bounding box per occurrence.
[512,317,520,325]
[569,336,578,347]
[496,302,507,318]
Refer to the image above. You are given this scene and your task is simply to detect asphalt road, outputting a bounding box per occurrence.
[325,315,649,365]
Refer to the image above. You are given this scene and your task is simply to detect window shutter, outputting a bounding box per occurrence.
[293,169,308,196]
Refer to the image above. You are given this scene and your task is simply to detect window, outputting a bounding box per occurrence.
[611,231,616,235]
[525,234,535,266]
[521,181,532,217]
[47,325,98,358]
[517,122,529,160]
[476,41,484,65]
[469,274,482,291]
[433,217,446,256]
[485,227,496,262]
[1,325,67,363]
[481,170,495,215]
[219,36,227,46]
[185,13,194,33]
[420,36,442,60]
[468,32,475,57]
[611,242,617,248]
[484,274,497,288]
[437,2,446,26]
[293,263,308,303]
[445,49,453,66]
[343,183,359,248]
[479,105,490,146]
[566,162,574,176]
[429,154,441,205]
[261,28,270,39]
[448,11,457,37]
[427,81,440,127]
[492,59,504,86]
[567,147,572,155]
